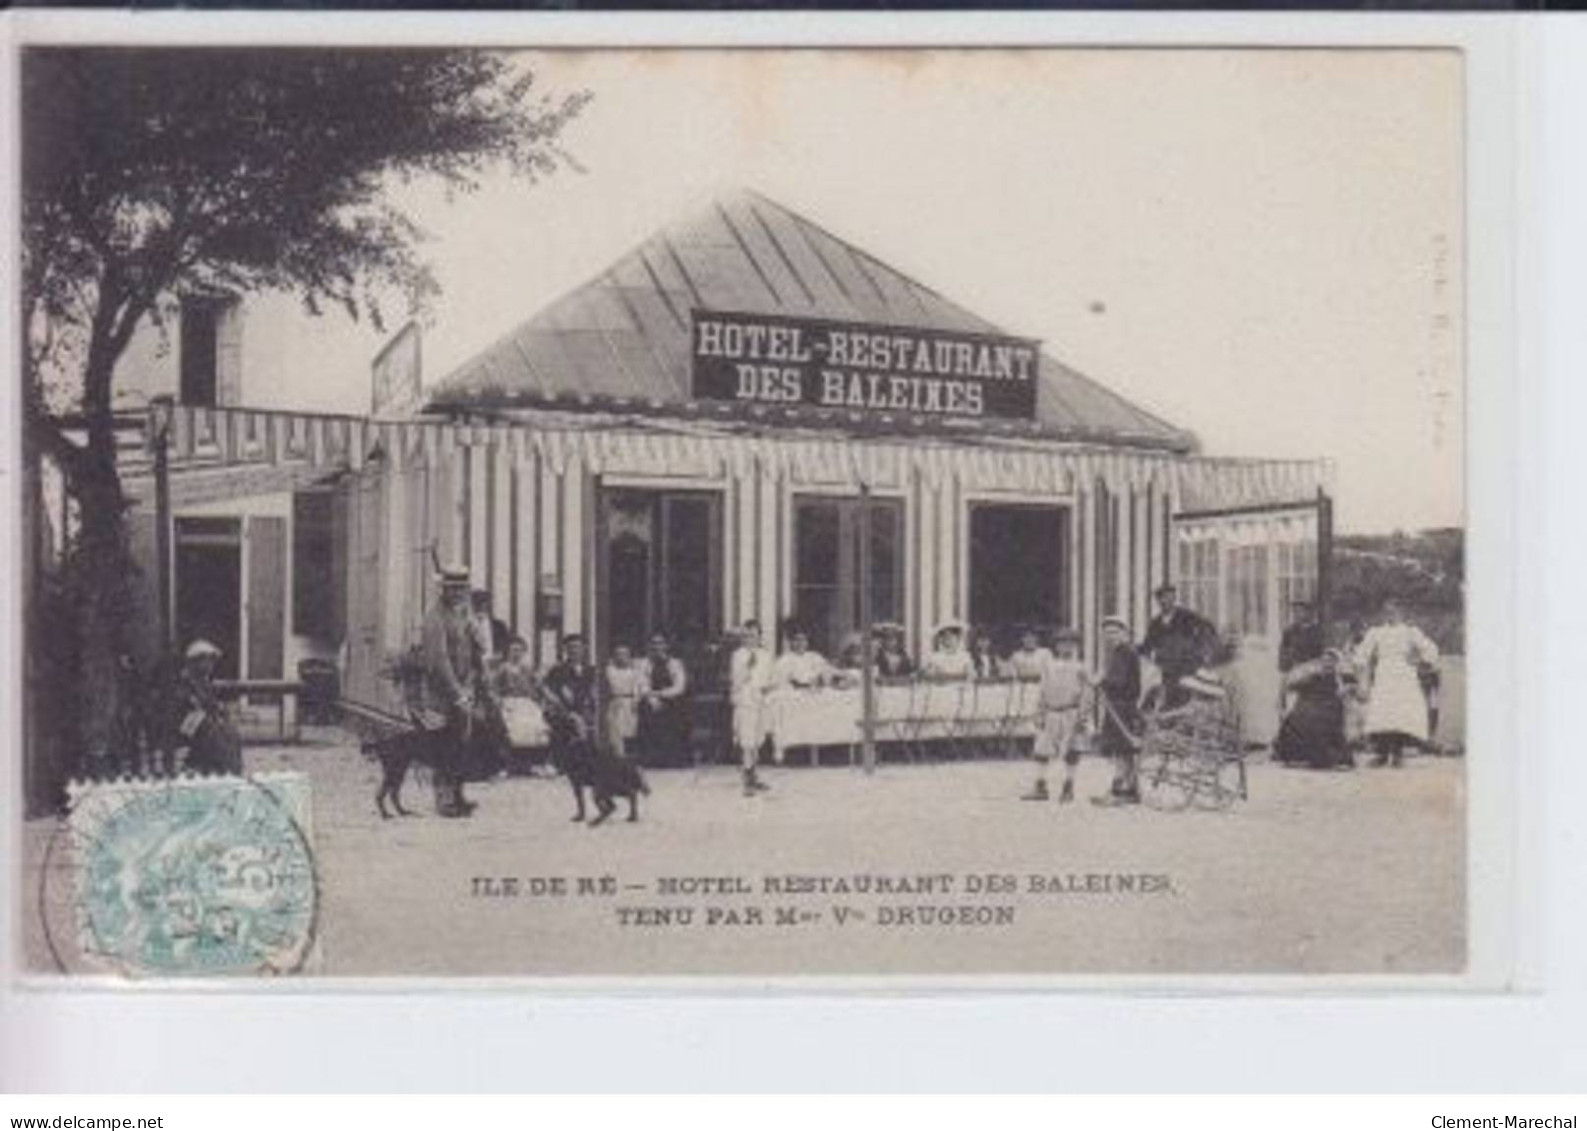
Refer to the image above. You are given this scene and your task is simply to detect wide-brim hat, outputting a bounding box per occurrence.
[1101,614,1131,633]
[185,639,222,660]
[932,620,966,641]
[439,562,471,585]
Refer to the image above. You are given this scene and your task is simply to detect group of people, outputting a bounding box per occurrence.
[1014,587,1242,809]
[1275,597,1443,771]
[417,564,690,818]
[167,555,1442,819]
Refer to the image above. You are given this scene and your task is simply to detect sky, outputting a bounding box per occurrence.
[235,48,1463,536]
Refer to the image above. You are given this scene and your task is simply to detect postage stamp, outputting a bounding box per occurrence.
[63,774,318,978]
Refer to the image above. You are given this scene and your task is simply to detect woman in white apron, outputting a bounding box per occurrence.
[496,636,549,770]
[1356,600,1440,767]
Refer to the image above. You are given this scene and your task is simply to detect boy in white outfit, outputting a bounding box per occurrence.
[1022,628,1087,803]
[730,620,775,795]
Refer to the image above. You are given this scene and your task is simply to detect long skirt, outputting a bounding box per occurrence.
[1364,659,1431,744]
[637,699,690,767]
[605,697,638,754]
[1275,689,1348,768]
[188,714,243,776]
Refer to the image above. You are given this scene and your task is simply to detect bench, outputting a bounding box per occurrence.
[214,679,304,744]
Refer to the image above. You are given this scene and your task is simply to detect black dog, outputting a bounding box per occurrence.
[551,723,650,826]
[364,727,441,819]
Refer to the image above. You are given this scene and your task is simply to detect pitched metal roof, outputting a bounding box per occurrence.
[428,189,1195,453]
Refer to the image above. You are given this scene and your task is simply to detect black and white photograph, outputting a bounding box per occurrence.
[14,42,1468,980]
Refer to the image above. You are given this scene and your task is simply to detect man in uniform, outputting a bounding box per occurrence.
[422,564,478,818]
[1140,584,1217,708]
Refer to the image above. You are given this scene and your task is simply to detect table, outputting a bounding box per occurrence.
[214,679,304,744]
[769,678,1043,757]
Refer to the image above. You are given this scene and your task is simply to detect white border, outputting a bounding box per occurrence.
[0,9,1561,1092]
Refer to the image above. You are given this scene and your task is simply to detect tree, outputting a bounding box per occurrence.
[21,48,589,775]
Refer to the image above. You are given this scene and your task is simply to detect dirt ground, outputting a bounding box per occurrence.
[20,734,1465,979]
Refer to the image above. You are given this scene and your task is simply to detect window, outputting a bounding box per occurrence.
[174,518,242,680]
[598,488,723,660]
[179,297,222,406]
[1177,537,1221,626]
[792,496,903,658]
[1277,539,1318,629]
[179,295,240,406]
[1225,544,1269,637]
[968,503,1069,646]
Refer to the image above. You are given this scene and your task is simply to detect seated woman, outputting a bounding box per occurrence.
[1275,650,1350,770]
[772,629,834,691]
[495,635,549,773]
[1007,625,1055,681]
[171,639,243,776]
[873,624,916,679]
[968,628,1008,681]
[831,632,868,687]
[636,633,691,767]
[1152,665,1242,758]
[922,622,973,680]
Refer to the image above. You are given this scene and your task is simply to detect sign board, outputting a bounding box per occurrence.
[691,310,1039,421]
[371,321,423,418]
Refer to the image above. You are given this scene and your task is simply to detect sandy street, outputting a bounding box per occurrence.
[21,732,1465,980]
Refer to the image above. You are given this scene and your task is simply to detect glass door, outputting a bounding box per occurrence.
[791,495,903,659]
[597,488,723,667]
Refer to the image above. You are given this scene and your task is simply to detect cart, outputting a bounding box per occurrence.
[1137,693,1247,811]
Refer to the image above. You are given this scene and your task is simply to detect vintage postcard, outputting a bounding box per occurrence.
[13,39,1474,982]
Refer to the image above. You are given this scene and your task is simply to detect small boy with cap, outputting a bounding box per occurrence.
[1022,628,1086,803]
[730,620,775,796]
[1094,614,1144,805]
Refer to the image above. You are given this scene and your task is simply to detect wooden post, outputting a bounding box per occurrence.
[858,480,877,774]
[1316,488,1335,641]
[152,400,174,652]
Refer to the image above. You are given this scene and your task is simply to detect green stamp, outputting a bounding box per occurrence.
[69,774,318,977]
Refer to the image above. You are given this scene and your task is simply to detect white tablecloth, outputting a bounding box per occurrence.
[770,679,1043,750]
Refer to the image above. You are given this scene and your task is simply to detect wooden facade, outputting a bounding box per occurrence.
[121,402,1331,732]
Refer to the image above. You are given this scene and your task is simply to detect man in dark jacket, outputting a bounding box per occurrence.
[1141,584,1217,708]
[422,565,478,818]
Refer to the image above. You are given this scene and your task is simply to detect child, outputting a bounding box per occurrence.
[1023,628,1086,803]
[496,635,549,775]
[604,643,643,761]
[730,621,775,795]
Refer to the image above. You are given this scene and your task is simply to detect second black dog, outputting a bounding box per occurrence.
[552,733,650,826]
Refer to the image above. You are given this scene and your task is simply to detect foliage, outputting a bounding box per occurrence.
[20,48,589,776]
[23,48,590,417]
[379,644,430,709]
[1332,528,1464,652]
